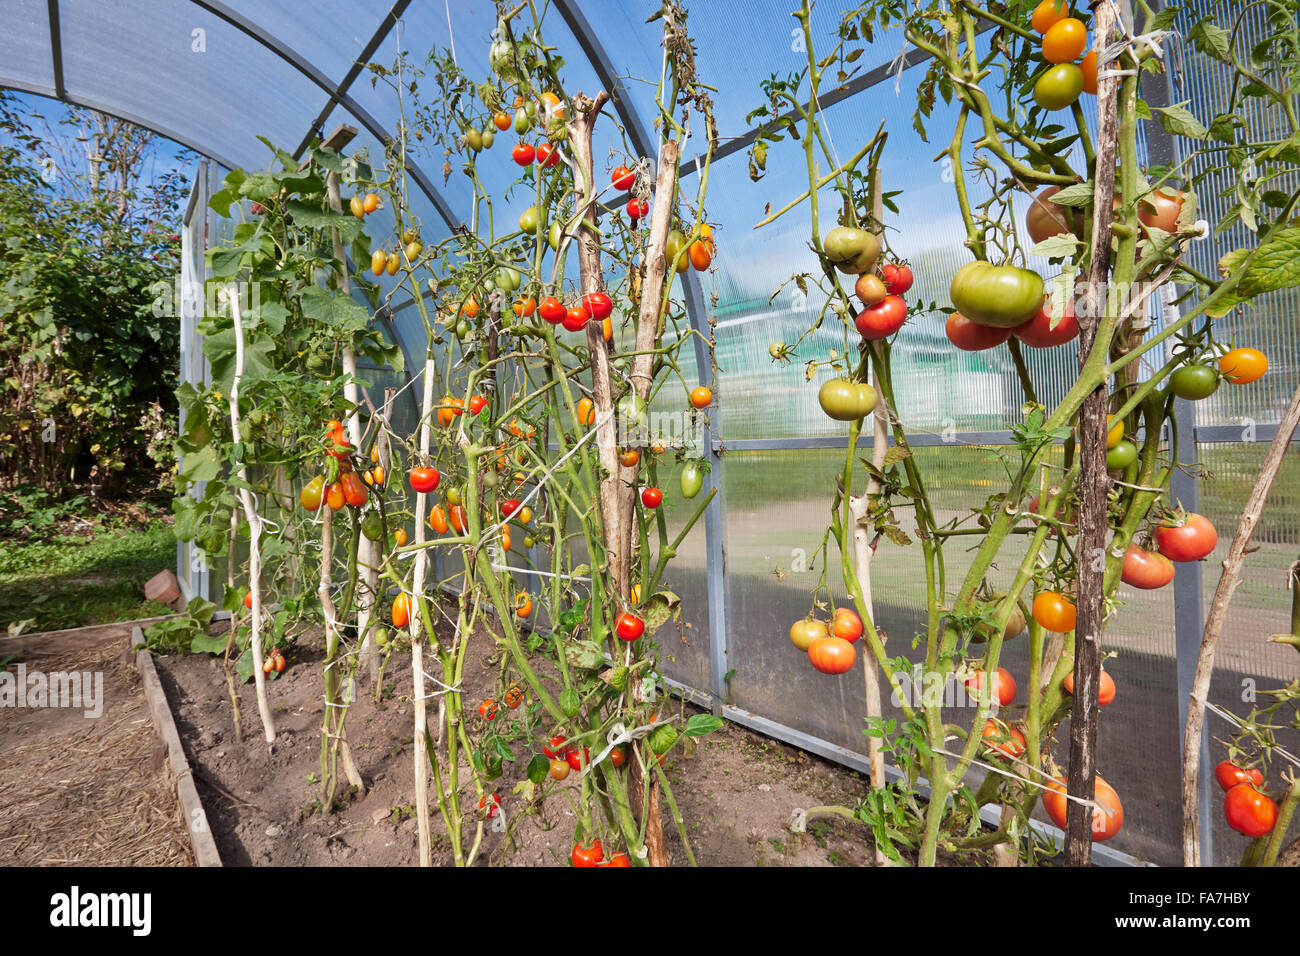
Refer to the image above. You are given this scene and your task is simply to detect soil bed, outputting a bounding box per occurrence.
[153,617,889,866]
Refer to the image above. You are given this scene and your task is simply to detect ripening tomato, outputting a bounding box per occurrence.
[1033,591,1076,632]
[855,294,907,340]
[881,263,913,294]
[610,746,627,768]
[690,386,712,409]
[244,591,253,610]
[1042,17,1087,62]
[494,111,511,131]
[790,618,828,651]
[1224,784,1278,837]
[982,720,1027,759]
[515,592,533,618]
[1042,774,1124,841]
[832,607,863,644]
[370,249,387,276]
[448,505,467,534]
[563,307,588,331]
[428,505,449,534]
[1026,186,1072,243]
[385,251,400,276]
[394,528,408,547]
[299,475,325,511]
[689,238,713,270]
[340,471,368,507]
[1034,64,1085,111]
[392,593,412,629]
[641,487,663,508]
[1121,545,1175,589]
[550,758,571,780]
[1220,347,1267,384]
[855,273,888,306]
[1014,294,1079,348]
[1079,49,1098,94]
[581,291,613,320]
[363,192,380,214]
[410,466,440,493]
[808,636,857,674]
[349,195,365,218]
[575,397,596,427]
[504,683,525,709]
[461,297,479,319]
[438,396,465,427]
[1156,513,1218,562]
[539,296,565,324]
[626,198,648,219]
[513,295,537,318]
[512,142,535,166]
[1215,761,1265,791]
[1137,187,1184,234]
[1031,0,1071,33]
[326,482,345,511]
[1063,668,1116,706]
[572,839,604,867]
[611,165,635,190]
[966,667,1017,707]
[616,612,645,641]
[479,699,499,721]
[946,313,1011,351]
[619,449,640,467]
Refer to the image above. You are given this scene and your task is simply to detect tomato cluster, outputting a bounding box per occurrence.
[1215,761,1277,838]
[1029,2,1093,111]
[789,609,862,675]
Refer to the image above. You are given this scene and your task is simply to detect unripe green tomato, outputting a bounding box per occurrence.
[665,229,689,273]
[519,205,540,234]
[523,534,535,547]
[456,320,471,339]
[466,128,483,152]
[612,358,628,372]
[1170,364,1220,400]
[1034,64,1085,111]
[482,470,498,489]
[949,260,1044,328]
[497,267,521,290]
[481,129,494,149]
[818,378,878,421]
[514,108,531,134]
[548,221,562,251]
[484,275,497,291]
[446,487,463,506]
[1106,439,1139,471]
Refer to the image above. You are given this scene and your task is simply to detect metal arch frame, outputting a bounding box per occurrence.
[555,0,729,716]
[46,0,65,99]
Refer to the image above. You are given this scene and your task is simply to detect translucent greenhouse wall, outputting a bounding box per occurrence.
[152,1,1299,867]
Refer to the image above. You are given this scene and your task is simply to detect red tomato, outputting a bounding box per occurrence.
[881,263,913,294]
[243,591,253,610]
[448,504,467,534]
[539,296,566,324]
[611,165,635,190]
[501,498,522,518]
[832,607,863,643]
[1014,295,1079,347]
[468,395,487,415]
[966,667,1017,707]
[946,313,1011,351]
[536,143,560,169]
[604,851,632,866]
[543,735,568,759]
[1155,513,1218,562]
[610,746,627,768]
[855,294,907,340]
[1042,774,1124,841]
[641,487,663,508]
[982,720,1026,758]
[807,636,857,674]
[572,839,604,867]
[512,142,535,166]
[1063,668,1116,706]
[616,612,645,642]
[1121,545,1175,589]
[479,698,499,721]
[562,307,589,331]
[479,793,500,818]
[409,466,441,494]
[566,747,590,771]
[581,291,613,320]
[340,471,368,507]
[627,198,648,219]
[1224,784,1278,838]
[1215,761,1265,791]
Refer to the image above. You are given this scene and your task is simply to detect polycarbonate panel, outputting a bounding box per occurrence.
[219,0,382,85]
[57,0,325,174]
[0,0,54,91]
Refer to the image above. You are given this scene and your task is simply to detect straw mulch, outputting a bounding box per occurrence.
[0,637,194,866]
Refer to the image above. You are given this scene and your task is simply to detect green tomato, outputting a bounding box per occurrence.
[664,229,689,274]
[514,107,531,134]
[497,267,521,291]
[519,205,540,234]
[1034,64,1085,111]
[823,226,880,274]
[818,377,878,421]
[446,487,463,506]
[523,534,535,548]
[949,260,1044,328]
[1106,439,1139,471]
[617,391,648,430]
[1170,364,1220,400]
[481,470,498,489]
[456,320,471,339]
[680,460,705,499]
[360,510,383,541]
[466,128,483,152]
[548,221,562,252]
[481,129,494,149]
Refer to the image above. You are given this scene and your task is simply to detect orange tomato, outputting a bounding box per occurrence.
[982,720,1027,759]
[1030,0,1071,33]
[326,482,345,511]
[449,504,467,534]
[1063,667,1116,706]
[1042,17,1087,63]
[504,682,525,708]
[1042,774,1124,842]
[689,386,712,409]
[461,297,479,318]
[438,395,465,427]
[513,295,537,317]
[340,471,369,507]
[493,111,511,131]
[832,607,863,643]
[501,526,512,552]
[575,397,595,427]
[1079,49,1097,94]
[428,505,449,534]
[515,592,534,618]
[619,449,640,467]
[392,593,412,628]
[363,192,380,213]
[394,528,408,547]
[1220,347,1267,384]
[688,239,713,270]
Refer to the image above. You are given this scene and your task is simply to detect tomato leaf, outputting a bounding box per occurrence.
[1047,182,1096,207]
[1154,103,1208,140]
[1029,234,1082,259]
[684,714,723,737]
[641,589,680,636]
[1188,18,1232,62]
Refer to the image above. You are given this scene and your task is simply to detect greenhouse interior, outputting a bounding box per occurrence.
[2,0,1299,884]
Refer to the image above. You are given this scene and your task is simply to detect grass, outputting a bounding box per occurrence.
[0,517,178,634]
